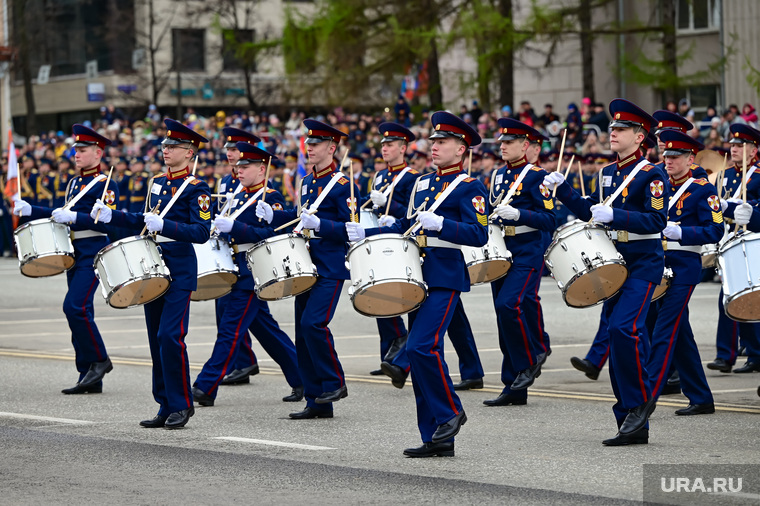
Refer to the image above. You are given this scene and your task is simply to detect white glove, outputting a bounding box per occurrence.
[662,221,682,240]
[346,222,366,242]
[417,211,444,232]
[370,190,387,207]
[722,197,742,212]
[214,216,234,233]
[590,204,614,224]
[495,204,520,221]
[12,199,31,217]
[51,208,77,224]
[543,171,565,191]
[256,200,273,224]
[734,203,753,225]
[378,215,396,227]
[143,213,164,233]
[90,199,112,223]
[300,209,320,231]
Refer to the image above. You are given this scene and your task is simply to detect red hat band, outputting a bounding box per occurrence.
[383,130,410,141]
[613,111,648,129]
[665,139,698,154]
[75,133,105,149]
[167,129,200,146]
[308,129,340,142]
[435,123,471,145]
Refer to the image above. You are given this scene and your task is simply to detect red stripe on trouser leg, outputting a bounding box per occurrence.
[323,280,344,386]
[632,283,654,401]
[211,292,256,393]
[653,285,694,394]
[178,294,193,406]
[82,276,104,360]
[431,291,459,413]
[516,270,535,366]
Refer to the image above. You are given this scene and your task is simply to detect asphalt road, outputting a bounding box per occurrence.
[1,256,759,504]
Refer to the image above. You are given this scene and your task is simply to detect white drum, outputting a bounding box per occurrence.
[346,233,427,317]
[246,234,317,301]
[651,267,673,302]
[544,220,628,308]
[717,232,760,322]
[700,243,718,269]
[359,209,380,229]
[191,236,238,301]
[462,223,512,285]
[14,218,75,277]
[94,235,170,309]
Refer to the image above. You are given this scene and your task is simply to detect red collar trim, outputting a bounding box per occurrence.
[436,162,464,176]
[245,181,265,192]
[167,166,190,180]
[670,170,692,186]
[617,153,640,170]
[80,166,100,178]
[388,162,406,172]
[506,156,528,170]
[313,161,337,179]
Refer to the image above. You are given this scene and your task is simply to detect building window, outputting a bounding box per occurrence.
[222,29,256,72]
[676,0,720,32]
[172,29,205,71]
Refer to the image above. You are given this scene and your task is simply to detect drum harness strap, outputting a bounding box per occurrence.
[294,171,346,234]
[381,167,412,198]
[218,183,244,216]
[225,187,267,252]
[154,176,197,243]
[500,163,538,236]
[664,177,701,253]
[64,174,108,241]
[411,173,469,249]
[606,159,661,242]
[731,165,757,199]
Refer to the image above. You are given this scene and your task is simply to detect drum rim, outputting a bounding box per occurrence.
[467,261,511,286]
[95,234,159,261]
[18,251,76,278]
[350,281,428,318]
[249,232,308,252]
[346,233,420,255]
[559,259,629,308]
[546,222,613,258]
[254,272,318,301]
[104,274,170,309]
[718,231,760,255]
[13,217,69,231]
[724,285,760,323]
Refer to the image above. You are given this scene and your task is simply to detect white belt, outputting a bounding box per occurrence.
[503,225,537,236]
[70,230,105,240]
[154,235,175,243]
[665,242,701,253]
[233,243,255,252]
[609,231,660,242]
[417,237,461,250]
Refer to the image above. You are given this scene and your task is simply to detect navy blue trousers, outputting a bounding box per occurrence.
[585,312,611,371]
[715,289,760,364]
[376,316,407,360]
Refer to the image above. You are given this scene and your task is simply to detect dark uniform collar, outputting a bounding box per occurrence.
[167,165,191,180]
[617,153,640,170]
[245,181,265,193]
[506,156,528,170]
[670,170,692,186]
[313,161,337,179]
[388,162,406,173]
[436,161,464,176]
[80,166,100,178]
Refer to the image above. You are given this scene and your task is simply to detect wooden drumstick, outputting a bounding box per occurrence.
[577,160,586,198]
[716,152,728,200]
[93,166,114,224]
[191,156,199,176]
[343,148,355,222]
[551,129,568,198]
[140,202,162,236]
[383,180,396,217]
[273,209,317,232]
[467,148,473,177]
[258,156,272,222]
[740,143,748,233]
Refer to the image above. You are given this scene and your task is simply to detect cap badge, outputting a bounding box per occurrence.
[435,124,441,130]
[615,113,621,119]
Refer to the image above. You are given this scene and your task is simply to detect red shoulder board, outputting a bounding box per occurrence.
[189,179,200,185]
[337,177,349,185]
[639,166,654,172]
[463,177,475,182]
[409,169,419,175]
[693,178,708,186]
[531,166,543,171]
[266,188,276,193]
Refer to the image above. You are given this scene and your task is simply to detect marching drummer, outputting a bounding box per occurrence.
[543,99,667,446]
[192,143,302,407]
[255,119,353,419]
[13,124,119,395]
[484,118,555,408]
[709,124,760,375]
[346,111,489,458]
[652,110,709,179]
[91,119,211,429]
[646,130,723,415]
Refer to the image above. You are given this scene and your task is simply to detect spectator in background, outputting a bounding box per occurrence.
[518,101,537,127]
[741,103,758,127]
[500,105,513,118]
[566,102,583,145]
[665,100,678,113]
[699,105,718,137]
[580,97,592,123]
[469,100,483,121]
[587,102,609,132]
[394,95,411,127]
[537,103,559,129]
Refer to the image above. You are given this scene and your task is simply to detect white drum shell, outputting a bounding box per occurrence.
[191,236,238,301]
[359,209,380,229]
[461,223,512,285]
[718,233,760,322]
[14,218,75,277]
[246,234,317,301]
[94,235,170,309]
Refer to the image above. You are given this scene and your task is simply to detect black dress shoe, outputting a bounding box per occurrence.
[675,403,715,415]
[483,392,527,406]
[369,369,384,376]
[619,397,657,435]
[289,407,333,419]
[383,334,408,364]
[380,361,408,389]
[453,378,483,391]
[667,370,680,385]
[431,411,467,443]
[282,386,304,402]
[733,360,760,373]
[139,415,168,428]
[511,363,542,390]
[570,356,600,380]
[738,345,747,356]
[315,385,348,404]
[79,358,113,389]
[165,407,194,429]
[602,427,648,446]
[221,364,260,385]
[403,442,455,458]
[61,382,103,395]
[660,382,681,395]
[192,386,215,407]
[706,358,732,373]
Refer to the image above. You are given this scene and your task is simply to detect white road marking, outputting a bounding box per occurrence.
[0,411,95,425]
[213,436,335,450]
[4,315,145,325]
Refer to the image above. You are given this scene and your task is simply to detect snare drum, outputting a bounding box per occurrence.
[346,233,427,317]
[700,243,718,269]
[94,235,170,309]
[651,267,673,302]
[191,236,238,301]
[544,220,628,308]
[461,224,512,285]
[359,209,380,229]
[14,218,75,277]
[246,234,317,300]
[717,232,760,322]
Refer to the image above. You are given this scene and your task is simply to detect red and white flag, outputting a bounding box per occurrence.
[4,129,18,201]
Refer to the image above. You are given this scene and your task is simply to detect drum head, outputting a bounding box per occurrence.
[191,272,238,301]
[564,263,628,308]
[467,260,511,286]
[725,290,760,322]
[256,275,317,301]
[20,253,75,278]
[651,279,670,302]
[352,280,427,317]
[108,277,170,309]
